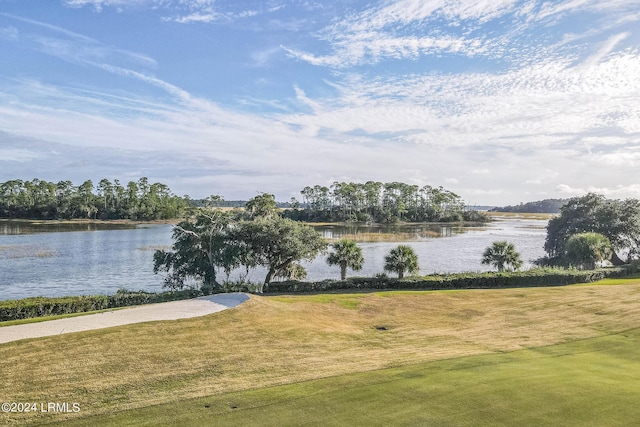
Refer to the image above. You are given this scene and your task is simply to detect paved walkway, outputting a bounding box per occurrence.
[0,293,249,344]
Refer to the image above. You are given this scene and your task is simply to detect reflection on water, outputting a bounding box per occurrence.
[311,223,485,241]
[0,219,138,235]
[0,218,549,300]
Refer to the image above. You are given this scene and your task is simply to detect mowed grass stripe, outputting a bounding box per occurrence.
[3,282,640,425]
[53,329,640,426]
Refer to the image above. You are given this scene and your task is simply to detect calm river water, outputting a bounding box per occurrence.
[0,218,548,300]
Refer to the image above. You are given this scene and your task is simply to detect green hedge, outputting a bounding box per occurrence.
[0,289,202,322]
[265,267,631,294]
[2,267,634,322]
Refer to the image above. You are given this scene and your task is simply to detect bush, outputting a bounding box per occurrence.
[0,289,202,322]
[265,267,631,294]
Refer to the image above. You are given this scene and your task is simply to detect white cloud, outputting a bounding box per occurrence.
[536,0,638,21]
[171,12,221,24]
[63,0,150,12]
[1,25,18,40]
[3,1,640,205]
[283,0,523,68]
[579,32,630,69]
[556,183,640,197]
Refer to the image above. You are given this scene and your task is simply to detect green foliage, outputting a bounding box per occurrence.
[0,177,187,220]
[326,239,365,280]
[235,217,327,291]
[274,263,308,281]
[544,193,640,263]
[491,198,569,213]
[564,232,612,270]
[154,214,326,293]
[482,241,523,272]
[153,211,232,292]
[244,193,280,219]
[286,181,482,223]
[384,245,419,279]
[266,267,630,293]
[0,289,201,322]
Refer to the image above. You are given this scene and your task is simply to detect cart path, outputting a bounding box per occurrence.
[0,293,249,344]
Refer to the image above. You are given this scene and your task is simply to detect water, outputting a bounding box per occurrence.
[0,218,548,300]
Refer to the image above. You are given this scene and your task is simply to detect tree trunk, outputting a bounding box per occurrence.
[610,251,626,266]
[263,268,276,293]
[340,264,347,280]
[398,270,404,279]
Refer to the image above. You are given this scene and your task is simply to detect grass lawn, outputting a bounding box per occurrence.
[53,328,640,426]
[2,281,640,425]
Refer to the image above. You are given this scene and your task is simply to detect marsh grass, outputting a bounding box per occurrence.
[0,244,57,259]
[331,231,441,242]
[488,212,556,220]
[3,283,640,425]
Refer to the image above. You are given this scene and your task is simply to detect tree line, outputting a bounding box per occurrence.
[285,181,487,223]
[490,198,569,214]
[0,178,187,220]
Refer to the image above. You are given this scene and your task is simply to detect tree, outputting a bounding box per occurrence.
[544,193,640,264]
[274,263,308,281]
[326,239,365,280]
[235,217,327,292]
[482,241,522,272]
[564,232,612,270]
[153,210,232,293]
[384,245,419,279]
[245,193,279,219]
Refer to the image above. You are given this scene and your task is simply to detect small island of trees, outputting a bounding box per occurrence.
[0,177,186,220]
[3,177,640,297]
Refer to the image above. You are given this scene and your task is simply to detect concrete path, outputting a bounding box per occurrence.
[0,293,249,344]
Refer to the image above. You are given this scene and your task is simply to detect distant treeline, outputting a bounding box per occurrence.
[189,199,294,209]
[0,178,187,220]
[490,198,569,214]
[283,181,488,223]
[1,178,486,223]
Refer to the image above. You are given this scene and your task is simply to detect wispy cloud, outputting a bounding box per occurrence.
[64,0,277,24]
[283,0,640,69]
[0,12,156,68]
[284,0,522,67]
[2,1,640,204]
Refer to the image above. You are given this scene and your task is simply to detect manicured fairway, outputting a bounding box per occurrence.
[2,280,640,426]
[55,328,640,426]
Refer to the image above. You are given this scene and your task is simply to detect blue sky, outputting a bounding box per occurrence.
[1,0,639,205]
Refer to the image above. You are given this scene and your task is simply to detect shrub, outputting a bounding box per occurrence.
[0,289,202,322]
[266,267,630,294]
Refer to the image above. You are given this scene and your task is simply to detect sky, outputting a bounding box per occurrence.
[1,0,640,206]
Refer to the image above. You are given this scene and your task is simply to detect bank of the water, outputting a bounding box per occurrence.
[0,216,548,300]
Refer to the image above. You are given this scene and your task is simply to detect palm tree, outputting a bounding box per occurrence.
[481,241,522,272]
[384,245,419,279]
[564,232,612,270]
[326,239,364,280]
